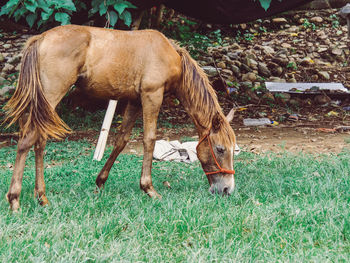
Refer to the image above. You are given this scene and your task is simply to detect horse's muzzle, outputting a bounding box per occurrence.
[209,182,235,196]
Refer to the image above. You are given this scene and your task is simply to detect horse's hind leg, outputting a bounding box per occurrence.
[96,101,140,188]
[6,124,39,211]
[34,137,49,206]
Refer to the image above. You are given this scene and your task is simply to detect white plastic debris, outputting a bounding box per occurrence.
[153,140,240,163]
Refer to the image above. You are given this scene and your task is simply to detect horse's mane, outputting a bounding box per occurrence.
[174,45,235,147]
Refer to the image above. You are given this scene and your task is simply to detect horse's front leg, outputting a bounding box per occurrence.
[96,101,140,188]
[6,127,38,211]
[34,137,49,206]
[140,88,164,199]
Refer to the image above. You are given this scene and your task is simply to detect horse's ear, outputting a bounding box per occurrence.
[226,108,235,123]
[212,113,223,133]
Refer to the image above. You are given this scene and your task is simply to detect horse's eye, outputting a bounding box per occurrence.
[216,145,225,154]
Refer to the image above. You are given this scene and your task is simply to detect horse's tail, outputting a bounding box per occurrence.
[3,35,70,139]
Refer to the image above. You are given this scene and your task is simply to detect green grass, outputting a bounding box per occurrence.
[0,141,349,262]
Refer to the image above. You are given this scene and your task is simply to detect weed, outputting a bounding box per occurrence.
[302,19,317,31]
[330,14,340,28]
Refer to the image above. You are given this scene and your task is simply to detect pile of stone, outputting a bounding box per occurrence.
[0,32,30,86]
[197,9,350,104]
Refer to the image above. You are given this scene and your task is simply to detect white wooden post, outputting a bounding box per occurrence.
[93,100,118,161]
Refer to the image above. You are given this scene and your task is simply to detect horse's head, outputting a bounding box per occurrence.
[196,109,236,195]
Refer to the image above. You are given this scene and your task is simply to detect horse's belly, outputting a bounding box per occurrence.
[83,79,140,101]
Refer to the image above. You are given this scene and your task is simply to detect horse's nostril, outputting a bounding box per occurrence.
[223,187,230,195]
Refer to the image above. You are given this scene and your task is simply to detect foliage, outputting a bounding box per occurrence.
[257,0,272,11]
[330,14,340,28]
[0,0,136,29]
[90,0,136,27]
[302,18,317,31]
[0,140,349,261]
[165,18,223,58]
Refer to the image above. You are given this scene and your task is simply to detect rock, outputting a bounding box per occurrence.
[2,63,14,73]
[258,63,271,77]
[269,77,286,82]
[242,72,257,82]
[318,71,330,80]
[0,76,7,85]
[202,66,218,77]
[221,69,233,76]
[300,57,314,66]
[229,43,241,50]
[242,57,251,67]
[311,74,319,82]
[272,66,283,76]
[261,46,275,55]
[240,63,252,72]
[227,52,240,60]
[314,95,331,105]
[0,86,15,97]
[317,31,327,39]
[3,44,11,49]
[0,53,5,62]
[8,55,21,64]
[272,57,289,67]
[240,24,247,30]
[331,48,342,56]
[317,47,328,53]
[286,26,299,32]
[310,16,323,23]
[230,65,240,76]
[275,92,291,103]
[281,43,292,48]
[15,64,21,71]
[287,78,297,83]
[240,81,253,89]
[217,61,226,69]
[272,18,288,24]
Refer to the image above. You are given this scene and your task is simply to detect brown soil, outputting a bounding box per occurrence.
[2,124,348,155]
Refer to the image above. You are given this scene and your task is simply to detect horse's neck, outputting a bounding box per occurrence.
[175,89,213,137]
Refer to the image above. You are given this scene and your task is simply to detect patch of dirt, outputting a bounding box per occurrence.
[2,125,348,155]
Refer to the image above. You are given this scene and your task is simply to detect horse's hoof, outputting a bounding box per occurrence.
[147,189,162,200]
[6,193,20,212]
[38,195,49,206]
[94,186,103,194]
[10,199,20,211]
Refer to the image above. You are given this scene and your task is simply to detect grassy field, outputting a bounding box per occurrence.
[0,140,349,262]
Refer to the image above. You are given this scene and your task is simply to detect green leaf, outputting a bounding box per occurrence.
[123,1,137,9]
[60,0,76,11]
[24,0,38,13]
[259,0,272,11]
[108,10,118,27]
[0,0,19,16]
[51,0,76,11]
[99,2,108,16]
[36,0,51,13]
[13,7,27,21]
[54,12,70,25]
[26,13,37,28]
[41,9,53,20]
[113,3,128,15]
[120,10,132,27]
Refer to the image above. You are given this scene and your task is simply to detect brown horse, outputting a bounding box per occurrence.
[4,25,236,211]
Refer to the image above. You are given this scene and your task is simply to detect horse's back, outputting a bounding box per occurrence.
[36,25,181,100]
